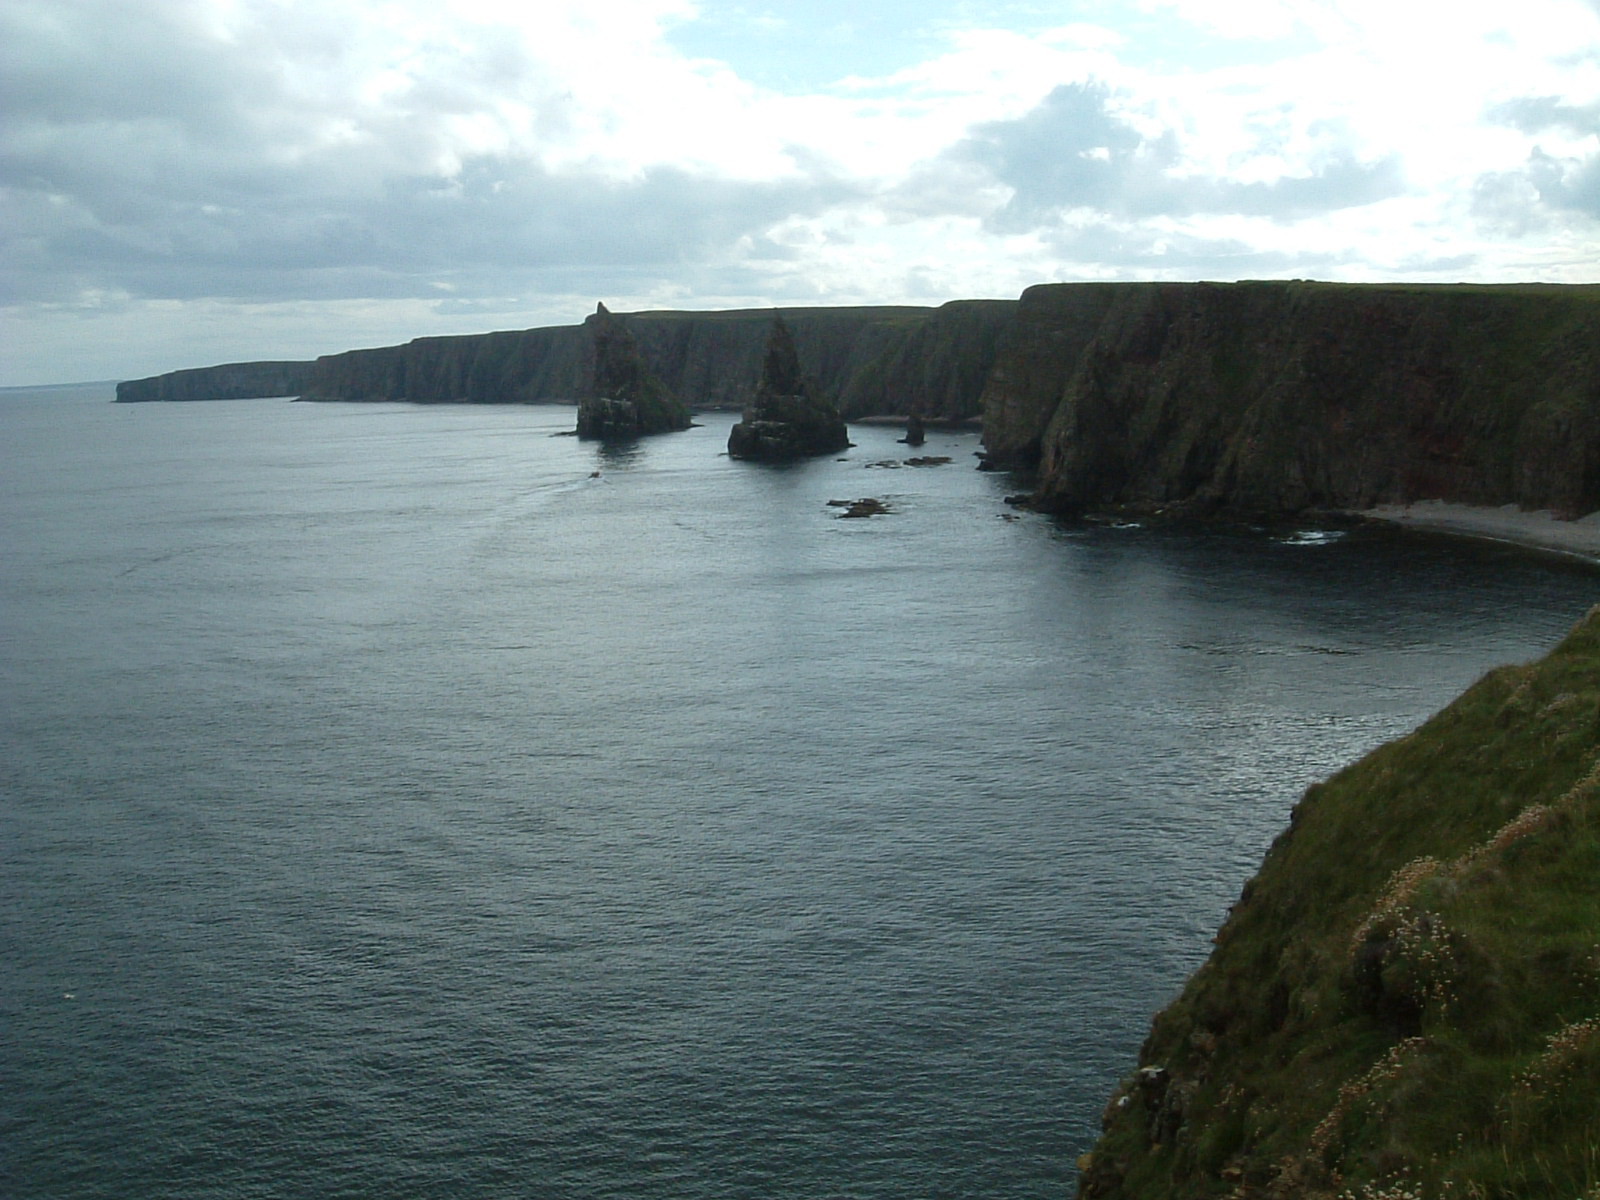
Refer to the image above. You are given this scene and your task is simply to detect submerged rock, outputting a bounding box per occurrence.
[827,497,891,518]
[576,303,691,439]
[727,318,851,461]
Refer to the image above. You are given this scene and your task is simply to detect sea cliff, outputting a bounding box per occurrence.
[1078,604,1600,1199]
[120,300,1014,418]
[115,360,316,402]
[980,281,1600,517]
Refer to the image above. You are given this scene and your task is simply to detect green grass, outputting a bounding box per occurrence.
[1081,606,1600,1200]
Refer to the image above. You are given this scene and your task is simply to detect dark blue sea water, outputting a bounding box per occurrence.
[4,383,1597,1199]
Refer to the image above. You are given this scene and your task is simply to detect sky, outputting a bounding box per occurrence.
[3,0,1599,386]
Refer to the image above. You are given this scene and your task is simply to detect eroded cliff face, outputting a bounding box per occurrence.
[983,282,1600,516]
[291,301,1013,417]
[296,326,589,404]
[115,361,316,402]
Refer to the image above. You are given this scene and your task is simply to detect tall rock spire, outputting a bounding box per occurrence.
[726,317,850,461]
[576,303,691,439]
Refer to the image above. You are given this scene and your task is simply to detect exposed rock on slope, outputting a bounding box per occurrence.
[981,282,1600,516]
[1078,605,1600,1199]
[727,318,851,460]
[576,303,691,439]
[298,326,588,404]
[115,361,315,402]
[976,284,1123,469]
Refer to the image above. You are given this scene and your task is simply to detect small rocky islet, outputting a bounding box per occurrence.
[574,302,692,439]
[726,317,851,461]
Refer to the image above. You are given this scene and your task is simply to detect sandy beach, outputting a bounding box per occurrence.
[1359,500,1600,562]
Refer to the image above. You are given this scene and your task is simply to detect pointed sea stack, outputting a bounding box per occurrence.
[727,318,851,461]
[575,303,691,439]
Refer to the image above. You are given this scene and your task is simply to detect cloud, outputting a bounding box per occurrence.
[1475,96,1600,224]
[1488,96,1600,136]
[1526,148,1600,218]
[0,0,860,310]
[947,82,1403,230]
[2,154,859,306]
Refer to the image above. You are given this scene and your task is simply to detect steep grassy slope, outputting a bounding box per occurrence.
[982,282,1600,516]
[1080,606,1600,1200]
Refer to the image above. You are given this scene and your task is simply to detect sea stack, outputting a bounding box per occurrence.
[575,303,691,439]
[727,318,851,461]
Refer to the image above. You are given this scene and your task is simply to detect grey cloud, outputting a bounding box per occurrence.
[1036,221,1349,276]
[0,2,266,132]
[1488,96,1600,136]
[1528,148,1600,218]
[1477,94,1600,223]
[0,1,860,308]
[1208,157,1404,219]
[1472,147,1600,228]
[949,82,1403,230]
[2,154,860,305]
[959,83,1173,227]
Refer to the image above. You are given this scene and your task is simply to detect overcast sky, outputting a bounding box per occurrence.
[3,0,1599,385]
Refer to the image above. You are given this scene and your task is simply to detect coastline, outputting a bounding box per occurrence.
[1357,499,1600,563]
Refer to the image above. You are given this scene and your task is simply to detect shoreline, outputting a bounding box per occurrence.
[1356,500,1600,564]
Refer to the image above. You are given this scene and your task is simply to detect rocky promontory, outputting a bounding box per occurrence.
[575,303,691,438]
[726,318,851,460]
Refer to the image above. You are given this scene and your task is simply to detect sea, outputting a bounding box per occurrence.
[4,382,1597,1199]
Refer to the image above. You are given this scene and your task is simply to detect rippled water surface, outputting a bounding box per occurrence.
[4,384,1597,1198]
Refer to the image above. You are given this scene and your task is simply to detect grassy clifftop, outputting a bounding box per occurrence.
[1080,606,1600,1199]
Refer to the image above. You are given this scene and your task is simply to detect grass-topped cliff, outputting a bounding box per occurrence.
[1080,605,1600,1200]
[117,301,1015,419]
[982,282,1600,517]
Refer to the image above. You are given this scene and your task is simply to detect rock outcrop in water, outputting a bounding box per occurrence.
[980,281,1600,517]
[116,361,315,402]
[575,303,691,439]
[726,318,851,460]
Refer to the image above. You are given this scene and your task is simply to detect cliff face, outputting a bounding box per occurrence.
[292,301,1014,417]
[299,326,588,404]
[982,282,1600,516]
[975,285,1124,467]
[115,361,316,402]
[1079,605,1600,1199]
